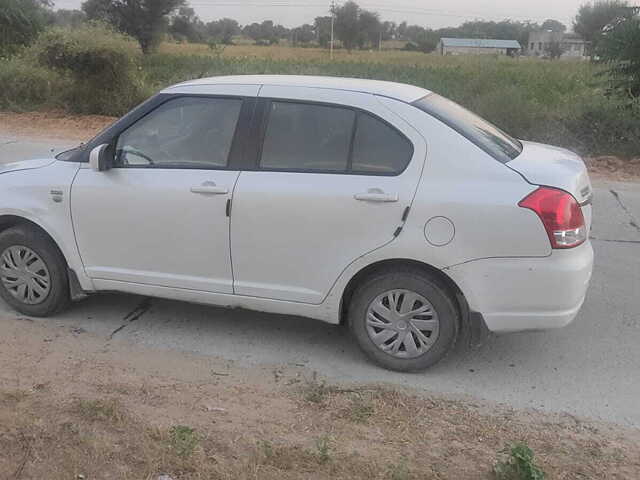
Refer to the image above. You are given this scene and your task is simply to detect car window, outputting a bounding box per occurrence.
[260,101,355,172]
[412,94,522,164]
[115,97,242,168]
[351,113,413,174]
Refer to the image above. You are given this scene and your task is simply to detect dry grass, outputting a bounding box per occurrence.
[0,110,115,141]
[2,384,639,480]
[157,42,429,63]
[1,316,639,479]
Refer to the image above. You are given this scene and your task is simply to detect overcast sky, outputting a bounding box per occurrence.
[52,0,640,30]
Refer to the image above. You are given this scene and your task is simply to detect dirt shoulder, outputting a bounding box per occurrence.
[1,315,639,480]
[0,110,117,142]
[1,110,639,182]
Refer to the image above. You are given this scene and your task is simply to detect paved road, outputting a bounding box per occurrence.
[1,135,639,427]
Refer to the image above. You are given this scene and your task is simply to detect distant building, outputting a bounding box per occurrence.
[437,38,522,56]
[527,31,588,59]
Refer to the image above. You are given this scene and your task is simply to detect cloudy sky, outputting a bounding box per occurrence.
[51,0,640,30]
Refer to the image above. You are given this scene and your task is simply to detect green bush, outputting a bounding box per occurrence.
[0,56,67,110]
[0,0,49,57]
[29,23,148,116]
[494,443,545,480]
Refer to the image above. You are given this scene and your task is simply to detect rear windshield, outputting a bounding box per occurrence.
[412,94,522,163]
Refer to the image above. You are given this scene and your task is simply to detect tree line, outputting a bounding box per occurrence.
[0,0,638,99]
[0,0,633,55]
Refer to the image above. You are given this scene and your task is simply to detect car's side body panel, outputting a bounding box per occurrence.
[68,86,261,293]
[229,86,428,304]
[0,161,93,290]
[445,242,594,332]
[375,96,551,262]
[71,166,240,293]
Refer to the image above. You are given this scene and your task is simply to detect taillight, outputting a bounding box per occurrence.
[519,187,586,249]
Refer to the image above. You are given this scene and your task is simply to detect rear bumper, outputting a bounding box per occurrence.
[445,242,593,333]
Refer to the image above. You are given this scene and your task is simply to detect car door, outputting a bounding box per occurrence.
[71,93,253,293]
[230,86,427,304]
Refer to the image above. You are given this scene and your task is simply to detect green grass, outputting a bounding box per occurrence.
[494,443,546,480]
[73,398,126,424]
[168,425,200,457]
[137,51,640,157]
[347,394,374,424]
[2,39,639,157]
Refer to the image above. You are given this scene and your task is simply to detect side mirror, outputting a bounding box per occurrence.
[89,143,112,172]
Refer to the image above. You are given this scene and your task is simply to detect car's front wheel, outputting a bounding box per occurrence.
[0,225,70,317]
[349,268,459,372]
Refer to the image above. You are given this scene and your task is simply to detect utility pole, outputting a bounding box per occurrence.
[330,0,335,60]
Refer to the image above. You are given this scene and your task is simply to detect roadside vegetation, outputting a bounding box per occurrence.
[3,381,638,479]
[1,26,639,157]
[1,1,639,157]
[2,315,640,479]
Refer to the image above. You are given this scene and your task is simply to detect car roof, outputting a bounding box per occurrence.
[162,75,431,104]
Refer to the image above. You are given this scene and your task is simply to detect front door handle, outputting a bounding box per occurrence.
[354,189,398,203]
[190,182,228,195]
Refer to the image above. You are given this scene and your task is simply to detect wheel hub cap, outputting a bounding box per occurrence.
[365,289,440,359]
[1,246,51,305]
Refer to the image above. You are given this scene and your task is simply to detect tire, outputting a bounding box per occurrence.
[0,225,70,317]
[348,267,459,372]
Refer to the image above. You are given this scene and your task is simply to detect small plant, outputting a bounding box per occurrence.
[388,460,410,480]
[302,372,331,404]
[258,439,274,459]
[75,398,125,423]
[494,443,546,480]
[169,425,199,457]
[315,435,331,464]
[348,394,374,424]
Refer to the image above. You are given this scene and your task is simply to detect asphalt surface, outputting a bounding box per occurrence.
[1,135,639,427]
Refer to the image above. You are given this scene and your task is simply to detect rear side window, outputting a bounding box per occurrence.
[260,102,355,172]
[412,94,522,164]
[351,114,413,174]
[259,100,413,175]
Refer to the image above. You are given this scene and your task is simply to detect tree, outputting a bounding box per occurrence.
[381,21,396,41]
[541,18,567,32]
[314,16,331,48]
[545,41,566,59]
[81,0,111,22]
[291,23,315,46]
[243,20,286,45]
[397,21,408,39]
[574,0,629,53]
[0,0,51,55]
[206,18,240,45]
[402,26,438,53]
[358,9,381,49]
[334,0,360,52]
[49,9,87,28]
[169,6,204,43]
[597,8,640,98]
[82,0,185,53]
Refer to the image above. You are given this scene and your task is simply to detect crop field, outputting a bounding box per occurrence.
[2,38,639,157]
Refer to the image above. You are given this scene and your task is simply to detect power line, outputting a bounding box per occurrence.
[53,0,575,26]
[187,1,570,23]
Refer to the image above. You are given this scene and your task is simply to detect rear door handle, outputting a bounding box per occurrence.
[354,189,398,203]
[190,182,228,195]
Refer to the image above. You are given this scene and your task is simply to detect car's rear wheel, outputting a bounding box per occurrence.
[349,268,458,371]
[0,225,70,317]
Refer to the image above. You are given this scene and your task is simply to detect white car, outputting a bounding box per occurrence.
[0,75,593,371]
